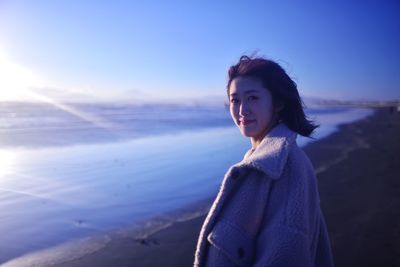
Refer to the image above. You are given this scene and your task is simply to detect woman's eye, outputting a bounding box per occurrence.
[230,98,239,104]
[248,95,258,101]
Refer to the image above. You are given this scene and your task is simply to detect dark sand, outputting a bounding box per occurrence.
[51,109,400,267]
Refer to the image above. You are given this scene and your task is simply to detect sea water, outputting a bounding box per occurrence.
[0,102,373,265]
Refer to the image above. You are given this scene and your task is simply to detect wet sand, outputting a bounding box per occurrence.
[308,108,400,266]
[30,108,400,266]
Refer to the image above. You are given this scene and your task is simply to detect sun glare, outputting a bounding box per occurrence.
[0,49,46,101]
[0,49,119,132]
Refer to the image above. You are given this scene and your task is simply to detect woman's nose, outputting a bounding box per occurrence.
[239,102,250,116]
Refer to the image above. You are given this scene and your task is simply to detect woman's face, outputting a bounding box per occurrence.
[229,76,278,143]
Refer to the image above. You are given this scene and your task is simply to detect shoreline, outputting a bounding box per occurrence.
[0,106,370,150]
[306,108,400,266]
[3,108,400,267]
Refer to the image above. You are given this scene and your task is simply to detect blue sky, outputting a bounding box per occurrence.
[0,0,399,102]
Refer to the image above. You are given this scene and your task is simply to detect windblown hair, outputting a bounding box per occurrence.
[227,55,318,137]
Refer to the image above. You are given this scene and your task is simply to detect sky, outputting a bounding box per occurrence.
[0,0,399,102]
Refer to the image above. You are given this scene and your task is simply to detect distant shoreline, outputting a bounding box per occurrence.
[0,103,372,149]
[1,97,399,107]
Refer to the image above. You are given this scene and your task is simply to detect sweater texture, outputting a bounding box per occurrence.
[194,123,334,267]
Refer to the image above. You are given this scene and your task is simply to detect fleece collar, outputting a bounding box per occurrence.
[235,123,297,180]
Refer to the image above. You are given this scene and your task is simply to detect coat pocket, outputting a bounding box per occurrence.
[207,220,255,267]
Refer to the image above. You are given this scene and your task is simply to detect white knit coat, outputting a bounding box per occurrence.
[194,123,334,267]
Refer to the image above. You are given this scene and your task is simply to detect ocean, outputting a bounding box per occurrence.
[0,102,373,265]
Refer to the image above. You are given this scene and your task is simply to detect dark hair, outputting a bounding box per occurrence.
[227,55,318,137]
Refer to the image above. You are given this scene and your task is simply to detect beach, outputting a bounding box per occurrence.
[311,108,400,266]
[1,107,399,267]
[31,108,397,267]
[2,1,399,265]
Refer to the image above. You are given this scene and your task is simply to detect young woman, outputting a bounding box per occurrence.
[194,56,334,267]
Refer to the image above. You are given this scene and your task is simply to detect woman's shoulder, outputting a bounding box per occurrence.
[286,142,316,176]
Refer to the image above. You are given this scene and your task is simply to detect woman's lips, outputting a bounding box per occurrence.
[240,119,256,126]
